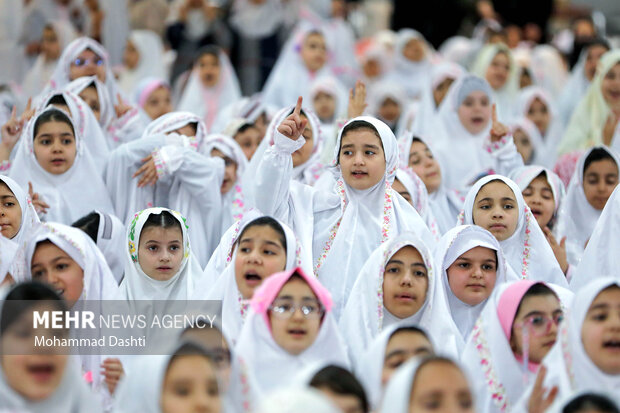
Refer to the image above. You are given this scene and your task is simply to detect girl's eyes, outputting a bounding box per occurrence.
[590,311,608,322]
[239,247,250,253]
[482,264,496,271]
[365,150,375,156]
[458,263,470,269]
[503,204,514,209]
[40,139,51,145]
[386,266,400,274]
[342,150,353,156]
[170,245,180,251]
[32,270,44,278]
[3,201,15,207]
[56,263,68,271]
[414,270,427,277]
[148,245,158,252]
[479,204,491,210]
[173,386,191,396]
[263,249,276,255]
[62,138,73,145]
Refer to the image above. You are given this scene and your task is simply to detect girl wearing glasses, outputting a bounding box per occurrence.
[461,280,572,413]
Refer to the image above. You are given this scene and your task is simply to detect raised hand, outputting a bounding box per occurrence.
[20,98,35,123]
[348,80,367,119]
[543,227,568,274]
[527,365,558,413]
[1,106,23,153]
[277,96,308,141]
[490,103,508,142]
[133,155,158,188]
[28,182,50,215]
[101,357,124,395]
[114,93,133,119]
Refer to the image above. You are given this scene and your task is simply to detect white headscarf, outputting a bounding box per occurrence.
[434,225,517,350]
[510,166,566,229]
[0,234,17,283]
[94,211,126,285]
[177,48,241,131]
[65,75,115,132]
[557,46,597,124]
[509,117,545,166]
[556,146,620,268]
[339,232,458,370]
[229,0,284,39]
[367,79,409,132]
[8,106,115,225]
[384,29,433,101]
[458,175,568,286]
[529,45,569,99]
[117,30,166,96]
[119,208,203,300]
[394,168,440,239]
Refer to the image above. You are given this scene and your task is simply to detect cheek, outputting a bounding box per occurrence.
[447,269,467,293]
[64,268,85,301]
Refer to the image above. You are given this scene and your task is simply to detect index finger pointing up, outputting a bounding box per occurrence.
[492,103,497,124]
[293,96,303,116]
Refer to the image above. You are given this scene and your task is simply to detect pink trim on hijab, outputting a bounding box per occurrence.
[138,79,169,108]
[251,267,333,328]
[497,280,538,340]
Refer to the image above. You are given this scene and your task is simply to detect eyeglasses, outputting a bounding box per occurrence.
[268,299,324,320]
[72,57,104,67]
[515,313,564,337]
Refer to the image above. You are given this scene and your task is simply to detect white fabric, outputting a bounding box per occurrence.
[117,30,166,96]
[384,29,433,101]
[65,75,115,131]
[0,234,17,283]
[177,49,241,131]
[95,211,126,285]
[529,45,568,100]
[458,174,568,286]
[509,117,545,165]
[433,225,518,350]
[230,0,284,39]
[367,79,409,132]
[119,207,203,300]
[510,165,566,228]
[253,115,435,318]
[394,168,440,239]
[558,48,591,125]
[9,106,115,225]
[556,146,620,268]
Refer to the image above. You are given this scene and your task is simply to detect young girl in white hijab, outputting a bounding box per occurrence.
[7,106,115,224]
[177,45,241,131]
[510,117,545,166]
[392,168,440,238]
[367,79,408,134]
[556,147,620,268]
[253,98,434,318]
[117,30,167,96]
[132,77,173,121]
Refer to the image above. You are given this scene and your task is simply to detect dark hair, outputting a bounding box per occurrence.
[195,45,220,64]
[0,282,67,336]
[413,356,463,384]
[563,393,619,413]
[166,341,219,391]
[309,365,369,413]
[585,37,611,52]
[46,94,67,107]
[236,123,256,135]
[583,148,617,175]
[141,211,183,234]
[390,325,431,341]
[33,108,75,138]
[338,120,382,162]
[72,211,100,243]
[237,216,287,252]
[513,283,558,321]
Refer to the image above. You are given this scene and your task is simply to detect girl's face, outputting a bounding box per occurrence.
[601,63,620,111]
[210,148,238,194]
[138,225,184,281]
[33,120,77,175]
[409,141,441,194]
[585,45,608,81]
[301,33,327,72]
[519,68,533,89]
[472,181,519,241]
[510,293,563,364]
[583,159,618,211]
[143,86,172,120]
[433,78,454,107]
[69,48,106,82]
[378,98,401,123]
[269,278,322,355]
[234,127,261,160]
[0,303,69,401]
[338,129,386,190]
[383,246,429,319]
[41,26,60,61]
[173,124,197,139]
[198,54,221,88]
[0,183,22,239]
[292,114,314,167]
[409,361,474,413]
[363,58,381,79]
[78,87,101,123]
[580,286,620,375]
[313,92,336,122]
[402,38,425,62]
[392,178,412,205]
[485,52,510,90]
[181,328,231,390]
[457,91,491,135]
[526,98,550,135]
[160,355,220,413]
[31,242,84,306]
[234,225,287,299]
[123,39,140,70]
[513,128,534,164]
[522,175,555,228]
[381,330,433,386]
[447,246,497,306]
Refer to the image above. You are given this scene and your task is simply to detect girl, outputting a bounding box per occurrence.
[177,46,242,131]
[231,267,349,409]
[510,118,544,165]
[556,147,620,268]
[306,364,369,413]
[7,106,115,224]
[112,341,221,413]
[120,208,203,300]
[434,225,517,350]
[560,50,620,154]
[254,99,434,318]
[384,29,433,101]
[357,325,435,409]
[461,280,571,413]
[310,76,347,145]
[0,282,103,412]
[367,80,407,133]
[379,356,475,413]
[516,278,620,411]
[0,175,40,282]
[117,30,167,96]
[224,118,263,161]
[133,77,173,121]
[393,168,440,238]
[458,175,568,285]
[561,393,620,413]
[339,232,455,365]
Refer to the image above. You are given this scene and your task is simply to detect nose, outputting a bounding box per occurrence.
[160,249,172,262]
[192,392,211,413]
[400,270,413,286]
[471,265,483,279]
[291,305,305,321]
[245,249,261,264]
[47,270,59,285]
[492,205,504,218]
[353,151,365,165]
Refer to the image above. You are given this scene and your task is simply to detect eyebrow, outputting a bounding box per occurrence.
[239,238,282,249]
[385,349,408,359]
[588,303,609,311]
[341,143,381,150]
[0,195,16,200]
[145,239,181,244]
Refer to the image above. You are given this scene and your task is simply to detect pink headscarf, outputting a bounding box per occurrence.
[497,280,538,340]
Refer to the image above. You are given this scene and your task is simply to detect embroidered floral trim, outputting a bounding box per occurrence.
[231,185,245,222]
[152,149,166,179]
[473,319,509,412]
[484,135,511,154]
[238,292,250,320]
[43,223,87,261]
[238,356,252,412]
[0,160,11,172]
[521,205,532,279]
[560,312,575,389]
[128,211,143,262]
[226,219,245,264]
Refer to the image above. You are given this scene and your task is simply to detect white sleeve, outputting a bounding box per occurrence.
[484,134,525,177]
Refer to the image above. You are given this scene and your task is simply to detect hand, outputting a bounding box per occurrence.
[543,227,568,274]
[527,365,558,413]
[277,97,308,141]
[114,94,133,119]
[1,106,23,154]
[477,0,496,19]
[133,155,158,188]
[28,182,50,215]
[602,112,619,146]
[347,80,367,119]
[490,103,508,142]
[21,98,35,123]
[101,358,124,395]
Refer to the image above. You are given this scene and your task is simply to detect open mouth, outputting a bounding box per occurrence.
[55,288,65,297]
[603,340,620,350]
[608,90,620,99]
[51,158,65,166]
[287,328,307,338]
[530,208,542,217]
[27,363,56,382]
[351,171,368,178]
[471,116,485,125]
[244,271,262,286]
[543,340,556,348]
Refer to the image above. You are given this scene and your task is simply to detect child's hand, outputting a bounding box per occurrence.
[277,97,307,141]
[490,104,508,142]
[28,182,50,215]
[347,80,367,119]
[603,112,619,146]
[543,227,568,274]
[1,106,24,152]
[114,94,133,119]
[133,155,158,188]
[20,98,35,123]
[527,365,558,413]
[101,358,124,395]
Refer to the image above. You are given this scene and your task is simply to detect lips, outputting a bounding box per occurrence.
[490,223,506,230]
[244,271,262,287]
[471,117,485,124]
[156,266,172,272]
[542,340,556,348]
[530,208,542,217]
[287,328,307,339]
[51,158,65,166]
[466,283,486,291]
[27,363,55,382]
[394,293,415,302]
[603,339,620,350]
[351,171,368,178]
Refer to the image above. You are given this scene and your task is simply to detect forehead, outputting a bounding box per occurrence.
[389,245,424,263]
[79,87,98,99]
[518,293,561,313]
[239,224,282,243]
[304,33,325,45]
[276,278,317,299]
[0,182,16,197]
[77,48,100,59]
[589,286,620,308]
[140,225,182,240]
[199,53,219,65]
[463,90,489,101]
[33,241,71,261]
[492,52,509,63]
[475,180,516,200]
[529,174,552,189]
[386,330,430,350]
[457,245,496,260]
[584,158,618,175]
[36,120,74,134]
[341,129,382,147]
